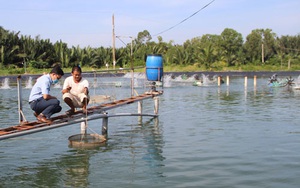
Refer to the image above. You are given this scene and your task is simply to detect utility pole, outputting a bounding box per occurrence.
[23,58,27,74]
[112,14,116,69]
[115,35,134,96]
[129,36,134,97]
[262,43,264,64]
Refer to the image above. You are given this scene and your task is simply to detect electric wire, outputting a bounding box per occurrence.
[152,0,215,36]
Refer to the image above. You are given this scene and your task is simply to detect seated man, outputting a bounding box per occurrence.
[62,65,89,115]
[29,65,64,123]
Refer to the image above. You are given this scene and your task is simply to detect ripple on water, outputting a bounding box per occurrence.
[1,77,300,187]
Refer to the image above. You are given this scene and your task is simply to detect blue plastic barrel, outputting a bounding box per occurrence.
[146,54,163,81]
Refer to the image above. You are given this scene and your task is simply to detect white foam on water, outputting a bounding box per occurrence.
[0,78,10,89]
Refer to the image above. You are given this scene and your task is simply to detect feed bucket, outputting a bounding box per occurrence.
[146,54,163,81]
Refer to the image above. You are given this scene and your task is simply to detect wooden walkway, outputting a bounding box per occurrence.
[0,91,163,140]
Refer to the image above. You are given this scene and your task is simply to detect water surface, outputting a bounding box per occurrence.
[0,75,300,188]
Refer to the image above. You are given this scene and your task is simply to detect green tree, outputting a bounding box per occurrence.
[191,34,221,69]
[53,40,69,68]
[220,28,243,66]
[244,28,277,65]
[136,30,152,44]
[244,29,263,64]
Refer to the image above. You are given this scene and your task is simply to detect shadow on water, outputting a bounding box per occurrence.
[0,149,97,187]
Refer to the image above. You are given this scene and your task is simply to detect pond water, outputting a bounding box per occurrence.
[0,73,300,188]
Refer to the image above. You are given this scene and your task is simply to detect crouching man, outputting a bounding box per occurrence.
[29,65,64,124]
[62,65,89,115]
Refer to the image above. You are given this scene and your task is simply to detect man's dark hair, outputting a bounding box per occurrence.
[71,65,82,73]
[50,65,64,76]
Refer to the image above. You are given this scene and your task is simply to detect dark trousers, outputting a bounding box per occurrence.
[30,98,62,119]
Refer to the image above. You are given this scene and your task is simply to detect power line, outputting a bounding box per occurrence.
[152,0,215,37]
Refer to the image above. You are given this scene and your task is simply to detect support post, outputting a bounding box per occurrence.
[154,117,159,128]
[244,76,248,87]
[254,75,257,87]
[217,76,221,86]
[154,97,159,115]
[102,117,108,138]
[80,118,87,135]
[226,76,229,86]
[138,101,143,124]
[17,75,25,123]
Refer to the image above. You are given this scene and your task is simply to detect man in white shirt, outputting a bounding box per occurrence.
[62,65,89,115]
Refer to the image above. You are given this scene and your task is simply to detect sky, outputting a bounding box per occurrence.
[1,0,300,48]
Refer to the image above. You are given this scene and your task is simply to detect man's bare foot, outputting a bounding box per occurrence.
[65,109,75,116]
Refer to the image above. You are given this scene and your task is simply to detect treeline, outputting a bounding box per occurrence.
[0,26,299,73]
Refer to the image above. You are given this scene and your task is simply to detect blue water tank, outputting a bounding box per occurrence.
[146,54,163,81]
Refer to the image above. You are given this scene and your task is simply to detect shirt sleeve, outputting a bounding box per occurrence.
[40,76,50,95]
[63,77,70,89]
[83,79,89,88]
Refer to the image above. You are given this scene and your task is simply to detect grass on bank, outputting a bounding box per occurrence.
[0,64,299,76]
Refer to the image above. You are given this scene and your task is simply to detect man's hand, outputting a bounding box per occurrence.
[62,87,72,94]
[83,87,89,95]
[43,94,57,100]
